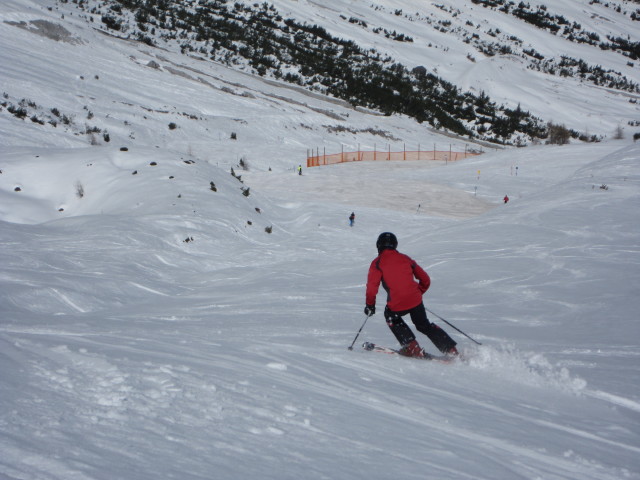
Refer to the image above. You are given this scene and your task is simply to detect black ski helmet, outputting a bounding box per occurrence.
[376,232,398,253]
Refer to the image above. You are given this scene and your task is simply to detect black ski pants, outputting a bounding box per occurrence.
[384,303,457,354]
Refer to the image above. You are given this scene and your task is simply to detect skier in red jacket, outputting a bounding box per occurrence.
[364,232,458,358]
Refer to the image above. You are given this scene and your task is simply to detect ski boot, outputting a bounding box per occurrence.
[398,340,425,358]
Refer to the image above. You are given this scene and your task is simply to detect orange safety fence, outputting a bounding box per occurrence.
[307,150,480,167]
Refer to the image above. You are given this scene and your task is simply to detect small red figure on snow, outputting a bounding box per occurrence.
[503,195,509,204]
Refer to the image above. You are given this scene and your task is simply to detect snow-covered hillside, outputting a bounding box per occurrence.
[268,0,640,135]
[2,0,640,154]
[1,0,639,479]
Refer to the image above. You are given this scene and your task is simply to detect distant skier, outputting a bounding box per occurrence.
[364,232,458,357]
[297,165,302,175]
[349,212,355,227]
[504,194,509,204]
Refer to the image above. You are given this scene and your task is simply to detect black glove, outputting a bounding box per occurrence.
[364,304,376,316]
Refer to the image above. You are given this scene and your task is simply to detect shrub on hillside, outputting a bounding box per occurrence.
[547,122,571,145]
[101,15,122,31]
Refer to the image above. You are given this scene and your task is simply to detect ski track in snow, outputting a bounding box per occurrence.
[585,390,640,414]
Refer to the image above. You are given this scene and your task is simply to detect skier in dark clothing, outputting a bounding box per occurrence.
[364,232,458,358]
[349,212,355,227]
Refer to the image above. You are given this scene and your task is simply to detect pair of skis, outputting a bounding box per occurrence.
[361,342,457,364]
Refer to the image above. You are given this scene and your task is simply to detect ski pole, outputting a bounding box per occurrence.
[425,307,482,345]
[347,314,371,350]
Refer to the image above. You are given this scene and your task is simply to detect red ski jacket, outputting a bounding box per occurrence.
[366,249,431,312]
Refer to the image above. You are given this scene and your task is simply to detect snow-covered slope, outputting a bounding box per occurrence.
[1,0,639,479]
[2,140,639,480]
[1,0,485,171]
[266,0,640,135]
